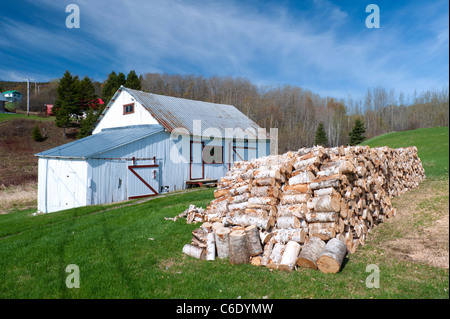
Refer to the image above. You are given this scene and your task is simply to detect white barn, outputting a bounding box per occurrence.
[36,86,272,213]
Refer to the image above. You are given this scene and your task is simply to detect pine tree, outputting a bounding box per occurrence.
[102,71,127,103]
[349,119,366,145]
[117,72,126,87]
[53,71,80,138]
[78,76,97,112]
[315,122,328,146]
[77,108,98,138]
[31,124,44,141]
[77,76,101,139]
[125,70,141,90]
[102,71,118,102]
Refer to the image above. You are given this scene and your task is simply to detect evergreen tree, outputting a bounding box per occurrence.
[31,124,44,141]
[77,76,102,139]
[349,119,366,145]
[117,72,126,87]
[102,71,126,102]
[78,76,97,112]
[315,122,328,146]
[125,70,141,90]
[53,71,80,138]
[77,108,99,138]
[102,71,118,102]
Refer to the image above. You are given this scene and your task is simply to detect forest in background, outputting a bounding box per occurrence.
[1,72,448,152]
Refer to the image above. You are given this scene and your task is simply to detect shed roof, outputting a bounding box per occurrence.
[0,94,7,102]
[2,90,22,95]
[95,87,269,140]
[36,124,165,159]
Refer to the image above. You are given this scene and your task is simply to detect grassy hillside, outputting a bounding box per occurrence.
[0,189,448,299]
[0,126,448,299]
[362,126,449,178]
[0,116,77,187]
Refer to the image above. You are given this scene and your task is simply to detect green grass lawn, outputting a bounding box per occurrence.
[0,188,448,299]
[362,126,449,178]
[0,113,54,122]
[0,126,448,299]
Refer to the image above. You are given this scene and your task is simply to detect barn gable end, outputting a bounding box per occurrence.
[93,90,159,134]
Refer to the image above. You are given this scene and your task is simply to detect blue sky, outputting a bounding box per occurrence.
[0,0,448,100]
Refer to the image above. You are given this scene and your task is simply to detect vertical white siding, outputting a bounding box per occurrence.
[38,158,87,213]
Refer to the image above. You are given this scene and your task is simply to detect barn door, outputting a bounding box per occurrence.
[127,164,159,199]
[190,141,204,180]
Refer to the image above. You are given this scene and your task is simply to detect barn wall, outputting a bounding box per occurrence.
[86,159,128,205]
[37,158,88,213]
[93,91,158,134]
[38,130,271,213]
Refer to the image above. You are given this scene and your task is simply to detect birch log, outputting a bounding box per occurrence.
[307,195,341,212]
[229,230,249,264]
[182,244,206,260]
[276,215,301,229]
[215,227,231,259]
[296,236,326,269]
[305,212,337,223]
[266,243,286,269]
[272,228,306,244]
[316,238,347,273]
[206,231,216,260]
[245,225,263,256]
[278,241,301,272]
[261,238,275,266]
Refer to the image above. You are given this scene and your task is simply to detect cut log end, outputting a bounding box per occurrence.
[316,255,341,274]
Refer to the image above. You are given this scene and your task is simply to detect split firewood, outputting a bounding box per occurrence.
[280,194,311,205]
[282,184,312,194]
[181,144,425,271]
[250,185,280,198]
[245,225,263,256]
[261,238,275,266]
[223,214,273,231]
[278,241,301,272]
[277,203,307,218]
[206,231,216,261]
[272,228,306,244]
[259,231,273,245]
[266,243,286,269]
[276,215,302,229]
[305,212,337,223]
[288,171,316,186]
[248,196,278,206]
[308,222,336,241]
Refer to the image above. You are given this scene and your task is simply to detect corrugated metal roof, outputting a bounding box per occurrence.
[36,124,165,158]
[94,87,269,139]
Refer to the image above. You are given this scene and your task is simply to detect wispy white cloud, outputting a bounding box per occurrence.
[1,0,448,99]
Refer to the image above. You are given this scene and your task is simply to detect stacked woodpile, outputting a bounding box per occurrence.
[182,145,425,273]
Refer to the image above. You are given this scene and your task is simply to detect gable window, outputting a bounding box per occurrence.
[123,103,135,115]
[203,146,223,164]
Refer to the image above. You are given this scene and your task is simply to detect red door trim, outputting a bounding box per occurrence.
[128,165,158,199]
[189,140,205,180]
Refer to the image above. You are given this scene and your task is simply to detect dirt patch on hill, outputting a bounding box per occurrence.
[374,178,449,269]
[0,118,77,187]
